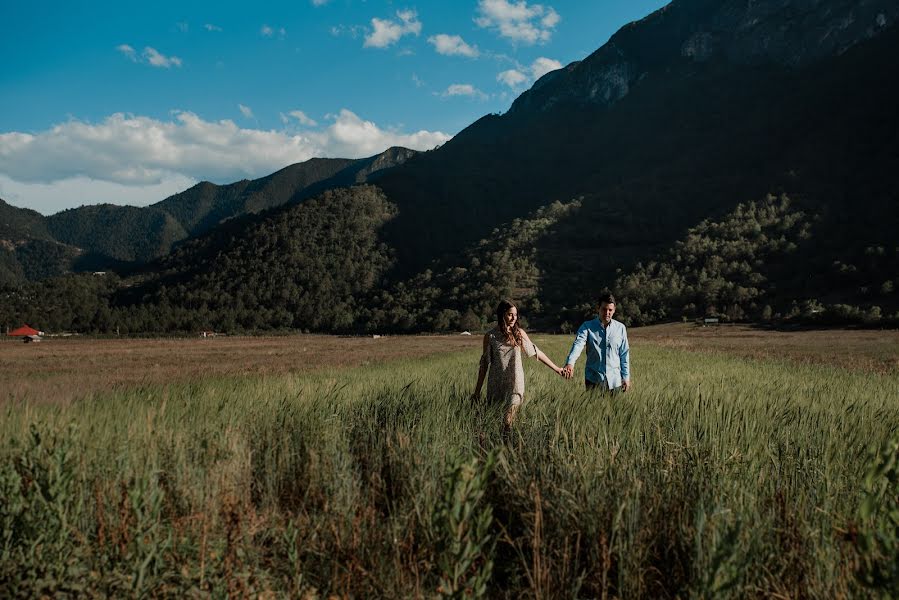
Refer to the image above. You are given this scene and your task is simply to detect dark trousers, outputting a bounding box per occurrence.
[585,379,622,396]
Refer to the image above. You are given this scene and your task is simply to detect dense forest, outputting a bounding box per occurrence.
[616,195,897,325]
[2,187,896,335]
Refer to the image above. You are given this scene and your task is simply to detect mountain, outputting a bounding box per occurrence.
[47,204,188,266]
[1,198,81,285]
[114,185,398,332]
[50,147,416,268]
[145,0,899,329]
[511,0,899,114]
[0,198,52,241]
[375,0,899,277]
[0,147,417,282]
[154,157,356,236]
[3,0,897,332]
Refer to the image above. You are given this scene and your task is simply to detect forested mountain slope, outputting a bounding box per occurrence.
[0,148,416,281]
[375,0,899,282]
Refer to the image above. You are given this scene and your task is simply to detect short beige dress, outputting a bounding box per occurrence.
[479,327,539,407]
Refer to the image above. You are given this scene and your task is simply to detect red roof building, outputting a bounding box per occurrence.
[8,325,40,337]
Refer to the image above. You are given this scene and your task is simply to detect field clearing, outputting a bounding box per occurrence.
[2,326,899,596]
[2,324,896,404]
[632,323,899,374]
[0,334,475,404]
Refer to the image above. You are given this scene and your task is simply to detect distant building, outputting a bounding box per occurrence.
[7,324,43,342]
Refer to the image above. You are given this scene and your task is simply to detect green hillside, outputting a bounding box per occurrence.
[0,154,389,280]
[111,185,397,332]
[0,198,52,241]
[1,198,81,286]
[155,157,356,236]
[47,204,189,264]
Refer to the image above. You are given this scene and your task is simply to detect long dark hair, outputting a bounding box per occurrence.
[495,299,523,347]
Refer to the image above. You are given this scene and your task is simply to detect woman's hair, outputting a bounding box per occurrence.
[495,299,523,347]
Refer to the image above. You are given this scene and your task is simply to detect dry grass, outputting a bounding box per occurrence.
[0,334,476,404]
[3,324,896,404]
[632,322,899,374]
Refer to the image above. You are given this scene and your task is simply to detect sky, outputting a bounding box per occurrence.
[0,0,668,215]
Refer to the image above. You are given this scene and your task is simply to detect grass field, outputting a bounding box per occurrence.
[2,325,899,597]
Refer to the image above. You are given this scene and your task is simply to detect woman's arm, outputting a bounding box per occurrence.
[521,330,563,375]
[472,333,490,398]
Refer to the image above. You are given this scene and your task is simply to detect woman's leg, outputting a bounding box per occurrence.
[503,394,523,437]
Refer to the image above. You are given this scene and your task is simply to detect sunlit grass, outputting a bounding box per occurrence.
[2,336,898,597]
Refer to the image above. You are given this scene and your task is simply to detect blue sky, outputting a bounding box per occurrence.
[0,0,668,215]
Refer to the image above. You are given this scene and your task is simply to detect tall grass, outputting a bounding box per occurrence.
[2,337,898,597]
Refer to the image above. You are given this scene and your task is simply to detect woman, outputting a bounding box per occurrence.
[472,299,563,431]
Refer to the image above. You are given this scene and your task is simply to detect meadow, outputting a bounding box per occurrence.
[2,326,899,598]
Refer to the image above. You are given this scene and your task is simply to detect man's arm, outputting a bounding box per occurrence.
[619,325,631,391]
[562,322,589,380]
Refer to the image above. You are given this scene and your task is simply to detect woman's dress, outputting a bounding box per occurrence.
[480,327,538,406]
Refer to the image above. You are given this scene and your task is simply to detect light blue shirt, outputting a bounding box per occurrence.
[565,318,630,389]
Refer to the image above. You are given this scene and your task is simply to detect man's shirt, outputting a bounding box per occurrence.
[565,318,630,389]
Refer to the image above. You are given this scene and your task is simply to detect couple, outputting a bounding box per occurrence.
[471,292,631,431]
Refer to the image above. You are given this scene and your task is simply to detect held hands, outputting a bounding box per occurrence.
[561,364,574,380]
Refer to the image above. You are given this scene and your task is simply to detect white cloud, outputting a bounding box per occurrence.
[261,24,287,39]
[330,24,364,39]
[445,84,476,96]
[0,111,452,213]
[238,104,254,119]
[497,57,561,89]
[143,47,182,68]
[116,44,137,61]
[287,110,318,126]
[441,84,487,100]
[475,0,560,45]
[497,69,527,87]
[531,56,562,79]
[312,109,449,157]
[428,34,479,57]
[0,173,197,215]
[176,21,189,33]
[364,10,422,48]
[204,23,222,32]
[541,9,561,28]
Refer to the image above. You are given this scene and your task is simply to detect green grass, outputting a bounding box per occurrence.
[2,336,899,598]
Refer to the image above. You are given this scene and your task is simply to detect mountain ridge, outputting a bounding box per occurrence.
[0,147,418,281]
[512,0,899,114]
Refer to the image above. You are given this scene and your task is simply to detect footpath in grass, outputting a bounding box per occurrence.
[2,335,899,597]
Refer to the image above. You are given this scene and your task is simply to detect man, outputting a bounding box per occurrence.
[561,292,631,393]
